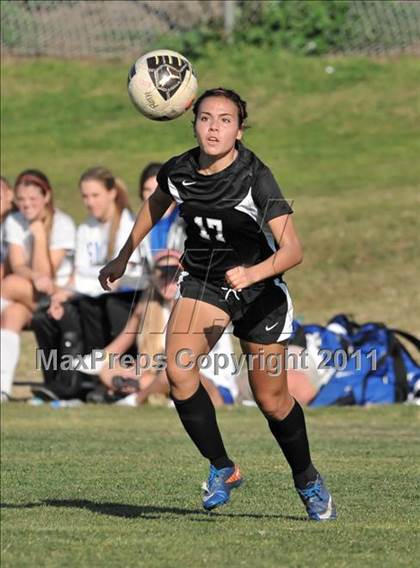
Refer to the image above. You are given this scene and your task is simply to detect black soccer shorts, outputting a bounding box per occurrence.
[177,272,294,344]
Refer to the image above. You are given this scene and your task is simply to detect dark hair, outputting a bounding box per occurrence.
[192,87,248,128]
[138,162,162,199]
[14,169,52,195]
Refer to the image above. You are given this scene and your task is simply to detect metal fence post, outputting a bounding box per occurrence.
[224,0,236,44]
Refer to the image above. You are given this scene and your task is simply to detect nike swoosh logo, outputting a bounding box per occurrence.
[265,322,279,331]
[182,180,196,186]
[318,495,333,520]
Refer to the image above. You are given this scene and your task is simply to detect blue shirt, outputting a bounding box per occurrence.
[150,207,179,253]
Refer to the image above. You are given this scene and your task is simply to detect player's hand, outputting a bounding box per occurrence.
[48,289,73,320]
[29,220,47,239]
[100,365,139,392]
[48,297,65,321]
[33,274,54,295]
[99,255,127,291]
[225,266,256,291]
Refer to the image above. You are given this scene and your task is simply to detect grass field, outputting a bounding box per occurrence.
[1,404,419,567]
[2,48,420,385]
[1,47,420,566]
[2,50,420,334]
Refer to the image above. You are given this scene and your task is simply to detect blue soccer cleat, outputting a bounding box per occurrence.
[202,464,244,511]
[296,475,337,521]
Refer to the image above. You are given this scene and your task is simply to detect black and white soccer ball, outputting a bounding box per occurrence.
[127,49,198,121]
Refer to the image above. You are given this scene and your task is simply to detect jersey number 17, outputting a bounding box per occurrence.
[194,216,226,243]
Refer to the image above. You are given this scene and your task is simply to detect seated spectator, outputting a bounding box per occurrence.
[80,250,238,407]
[138,163,185,264]
[0,169,76,401]
[0,175,17,280]
[286,334,335,405]
[286,345,322,405]
[31,166,149,397]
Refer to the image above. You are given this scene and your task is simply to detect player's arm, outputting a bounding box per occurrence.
[103,302,145,356]
[30,221,54,277]
[7,243,36,280]
[99,187,173,290]
[50,249,67,274]
[225,215,303,290]
[7,242,54,295]
[257,214,303,279]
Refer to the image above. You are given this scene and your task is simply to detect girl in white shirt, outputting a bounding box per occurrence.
[40,167,148,368]
[0,169,76,400]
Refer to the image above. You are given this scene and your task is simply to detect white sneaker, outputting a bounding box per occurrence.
[114,393,138,407]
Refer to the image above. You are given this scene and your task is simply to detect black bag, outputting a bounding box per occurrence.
[32,303,97,401]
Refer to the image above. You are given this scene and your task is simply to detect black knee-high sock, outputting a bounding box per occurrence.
[267,400,318,488]
[172,382,234,470]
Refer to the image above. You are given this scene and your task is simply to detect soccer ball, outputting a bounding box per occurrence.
[127,49,198,121]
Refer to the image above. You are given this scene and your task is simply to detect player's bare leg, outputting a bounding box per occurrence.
[1,274,38,312]
[1,302,32,333]
[165,296,230,398]
[241,340,293,419]
[134,370,223,407]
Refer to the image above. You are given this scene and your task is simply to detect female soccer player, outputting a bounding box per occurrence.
[33,166,148,390]
[47,167,148,339]
[0,169,76,400]
[99,88,336,520]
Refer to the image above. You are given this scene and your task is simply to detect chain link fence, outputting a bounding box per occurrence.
[1,0,419,58]
[0,1,225,58]
[337,0,420,54]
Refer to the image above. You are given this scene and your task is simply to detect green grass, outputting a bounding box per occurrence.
[2,50,420,207]
[2,48,419,335]
[2,48,420,567]
[1,404,419,567]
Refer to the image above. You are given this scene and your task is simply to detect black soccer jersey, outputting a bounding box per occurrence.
[157,142,293,284]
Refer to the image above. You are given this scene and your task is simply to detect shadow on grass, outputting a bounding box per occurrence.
[1,500,306,522]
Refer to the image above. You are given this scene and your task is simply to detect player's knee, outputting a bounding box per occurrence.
[166,355,201,400]
[166,356,192,387]
[1,274,27,299]
[255,389,292,420]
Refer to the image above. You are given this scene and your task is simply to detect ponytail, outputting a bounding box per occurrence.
[108,176,131,261]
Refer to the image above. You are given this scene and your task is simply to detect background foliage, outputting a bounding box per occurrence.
[2,1,419,58]
[2,48,419,343]
[2,7,420,567]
